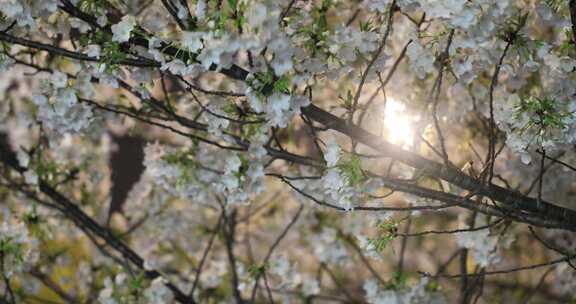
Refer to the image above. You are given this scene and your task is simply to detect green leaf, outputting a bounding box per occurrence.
[513,96,570,146]
[129,273,146,291]
[235,154,250,178]
[162,149,198,184]
[242,122,263,140]
[248,263,268,278]
[544,0,566,13]
[227,0,238,9]
[337,154,367,186]
[385,271,409,290]
[273,75,291,93]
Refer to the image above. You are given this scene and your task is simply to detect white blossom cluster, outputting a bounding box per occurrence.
[327,25,379,63]
[494,53,576,158]
[31,72,94,136]
[454,216,513,267]
[553,263,576,296]
[0,0,58,27]
[319,139,359,210]
[245,78,311,128]
[16,149,38,185]
[143,139,267,205]
[308,227,349,264]
[354,216,397,260]
[265,93,310,128]
[141,1,296,80]
[97,273,173,304]
[0,53,15,73]
[455,228,500,267]
[0,211,39,278]
[364,278,446,304]
[142,278,174,303]
[406,41,435,80]
[289,139,386,212]
[143,142,212,201]
[111,15,136,43]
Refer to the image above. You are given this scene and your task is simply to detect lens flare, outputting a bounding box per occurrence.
[383,99,414,148]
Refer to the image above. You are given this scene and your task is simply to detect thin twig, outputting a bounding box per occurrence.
[250,204,304,302]
[189,214,224,297]
[423,254,576,279]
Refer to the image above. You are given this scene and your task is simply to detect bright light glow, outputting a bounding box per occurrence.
[383,98,414,148]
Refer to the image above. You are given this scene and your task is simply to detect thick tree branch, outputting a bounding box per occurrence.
[0,32,158,68]
[570,0,576,46]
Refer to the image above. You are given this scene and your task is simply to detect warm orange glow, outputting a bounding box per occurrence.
[383,98,414,148]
